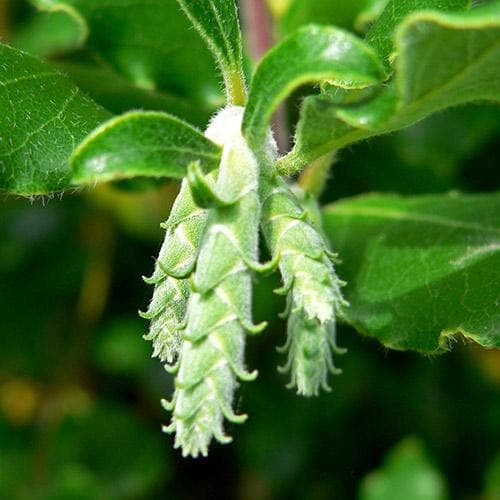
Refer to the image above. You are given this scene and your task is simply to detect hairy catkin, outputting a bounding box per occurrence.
[165,107,263,457]
[261,174,347,396]
[141,178,208,364]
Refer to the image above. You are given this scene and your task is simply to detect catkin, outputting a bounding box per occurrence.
[165,107,262,457]
[261,174,347,396]
[141,178,208,364]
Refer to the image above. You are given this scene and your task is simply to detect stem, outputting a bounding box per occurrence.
[298,152,335,198]
[240,0,274,60]
[226,69,248,106]
[240,0,289,153]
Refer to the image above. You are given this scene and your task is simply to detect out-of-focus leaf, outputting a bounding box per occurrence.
[10,6,86,57]
[327,104,500,198]
[386,105,500,180]
[271,0,377,35]
[323,192,500,352]
[71,111,221,185]
[0,44,111,195]
[176,0,246,104]
[32,0,222,106]
[485,452,500,500]
[86,182,178,241]
[279,4,500,174]
[243,25,385,150]
[54,60,211,126]
[93,317,151,376]
[359,437,448,500]
[366,0,468,63]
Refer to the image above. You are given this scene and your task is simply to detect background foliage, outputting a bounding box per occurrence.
[0,0,499,498]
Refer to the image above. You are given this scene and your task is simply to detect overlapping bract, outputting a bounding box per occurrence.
[261,176,347,396]
[140,178,207,364]
[165,107,264,457]
[142,106,347,456]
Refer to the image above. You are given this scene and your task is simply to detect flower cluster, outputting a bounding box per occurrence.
[143,106,346,457]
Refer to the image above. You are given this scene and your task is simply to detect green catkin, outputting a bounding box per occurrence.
[141,178,208,364]
[143,103,347,455]
[165,106,263,458]
[261,173,347,396]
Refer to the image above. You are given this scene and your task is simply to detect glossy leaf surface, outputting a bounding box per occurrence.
[243,25,385,149]
[72,112,221,184]
[280,4,500,174]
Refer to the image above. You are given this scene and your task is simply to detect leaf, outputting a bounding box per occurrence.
[328,104,500,198]
[32,0,222,106]
[359,437,448,500]
[71,111,221,185]
[366,0,468,63]
[355,0,391,33]
[54,59,211,126]
[242,25,385,150]
[175,0,246,105]
[279,4,500,174]
[322,192,500,353]
[0,44,111,196]
[93,317,151,376]
[10,7,87,57]
[271,0,377,35]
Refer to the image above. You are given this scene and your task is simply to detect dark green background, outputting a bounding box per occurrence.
[0,1,499,498]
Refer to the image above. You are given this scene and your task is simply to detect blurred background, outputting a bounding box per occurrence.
[0,0,499,498]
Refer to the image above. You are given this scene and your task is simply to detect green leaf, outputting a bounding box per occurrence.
[32,0,222,106]
[359,437,448,500]
[93,317,150,376]
[323,192,500,353]
[71,111,221,185]
[243,25,385,150]
[326,103,500,198]
[366,0,468,63]
[175,0,246,105]
[54,59,211,126]
[10,7,87,58]
[0,44,111,196]
[355,0,391,33]
[279,4,500,174]
[271,0,378,35]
